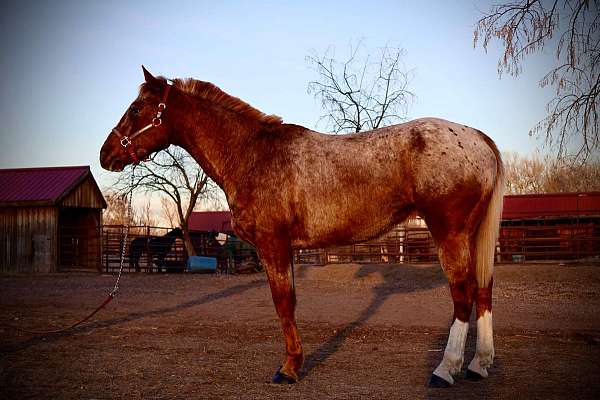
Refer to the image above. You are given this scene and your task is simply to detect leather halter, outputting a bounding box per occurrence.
[112,83,171,163]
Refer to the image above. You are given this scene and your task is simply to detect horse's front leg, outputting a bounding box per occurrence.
[259,243,303,384]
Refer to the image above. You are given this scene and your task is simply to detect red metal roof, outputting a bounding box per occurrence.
[189,211,233,233]
[0,166,91,205]
[502,192,600,220]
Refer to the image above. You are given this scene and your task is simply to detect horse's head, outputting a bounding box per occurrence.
[100,66,174,172]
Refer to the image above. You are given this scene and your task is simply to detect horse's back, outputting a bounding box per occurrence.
[290,117,497,205]
[236,118,500,249]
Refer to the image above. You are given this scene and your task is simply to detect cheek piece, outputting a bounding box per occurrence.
[111,83,171,164]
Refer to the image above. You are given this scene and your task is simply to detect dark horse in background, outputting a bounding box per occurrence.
[129,227,183,272]
[101,67,504,388]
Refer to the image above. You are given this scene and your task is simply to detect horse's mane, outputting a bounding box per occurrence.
[170,77,283,125]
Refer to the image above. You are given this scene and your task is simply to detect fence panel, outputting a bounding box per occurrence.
[100,225,260,273]
[296,222,600,266]
[99,221,599,271]
[101,225,187,273]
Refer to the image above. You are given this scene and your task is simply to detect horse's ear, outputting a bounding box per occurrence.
[142,65,159,86]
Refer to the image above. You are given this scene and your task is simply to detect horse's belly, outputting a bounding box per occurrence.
[291,199,412,249]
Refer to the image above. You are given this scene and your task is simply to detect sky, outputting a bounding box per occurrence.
[0,0,556,205]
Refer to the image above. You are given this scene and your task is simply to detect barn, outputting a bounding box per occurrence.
[188,211,233,234]
[499,192,600,261]
[0,166,106,273]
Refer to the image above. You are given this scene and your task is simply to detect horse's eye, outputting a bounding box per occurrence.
[131,106,140,115]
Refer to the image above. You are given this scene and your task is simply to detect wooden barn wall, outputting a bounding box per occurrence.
[60,175,105,209]
[0,207,57,273]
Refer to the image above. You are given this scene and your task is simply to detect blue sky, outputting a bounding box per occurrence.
[0,0,556,192]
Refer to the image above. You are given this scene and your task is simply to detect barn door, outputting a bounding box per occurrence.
[58,208,101,271]
[32,234,52,271]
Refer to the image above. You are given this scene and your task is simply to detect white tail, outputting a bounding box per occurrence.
[475,150,505,288]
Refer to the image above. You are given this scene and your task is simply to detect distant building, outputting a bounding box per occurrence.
[502,192,600,221]
[0,166,106,273]
[188,211,233,234]
[499,192,600,262]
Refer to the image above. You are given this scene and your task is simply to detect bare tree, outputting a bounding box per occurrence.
[474,0,599,162]
[503,152,548,194]
[543,157,600,191]
[103,191,136,226]
[160,197,178,228]
[503,151,600,193]
[307,42,414,133]
[138,200,156,228]
[113,146,219,256]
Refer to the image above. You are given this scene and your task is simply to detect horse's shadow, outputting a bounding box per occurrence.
[300,262,447,377]
[1,278,265,354]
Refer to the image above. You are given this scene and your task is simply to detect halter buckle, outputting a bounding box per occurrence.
[120,136,132,147]
[152,117,162,127]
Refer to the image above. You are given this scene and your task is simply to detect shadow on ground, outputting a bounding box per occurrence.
[1,278,266,354]
[301,263,447,377]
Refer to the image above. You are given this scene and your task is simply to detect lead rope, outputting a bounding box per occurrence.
[110,171,134,297]
[3,170,135,335]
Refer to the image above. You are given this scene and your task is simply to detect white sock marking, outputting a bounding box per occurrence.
[468,310,494,378]
[433,318,469,384]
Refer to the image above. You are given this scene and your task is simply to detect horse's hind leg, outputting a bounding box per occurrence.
[131,251,140,272]
[258,241,303,384]
[429,232,477,387]
[466,279,494,380]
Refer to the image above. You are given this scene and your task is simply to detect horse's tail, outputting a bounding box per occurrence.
[475,135,505,288]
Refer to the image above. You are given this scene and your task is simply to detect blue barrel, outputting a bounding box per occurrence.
[186,256,217,273]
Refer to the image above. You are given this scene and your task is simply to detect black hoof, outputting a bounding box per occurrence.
[427,373,451,388]
[465,368,484,381]
[271,367,297,384]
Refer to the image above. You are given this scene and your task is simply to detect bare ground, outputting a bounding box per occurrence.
[1,263,600,399]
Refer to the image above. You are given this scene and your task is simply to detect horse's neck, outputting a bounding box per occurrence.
[170,98,262,190]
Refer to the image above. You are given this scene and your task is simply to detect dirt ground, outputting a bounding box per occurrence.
[1,262,600,400]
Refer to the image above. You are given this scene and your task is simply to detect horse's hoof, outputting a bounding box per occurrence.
[271,367,297,384]
[465,368,485,381]
[427,373,452,388]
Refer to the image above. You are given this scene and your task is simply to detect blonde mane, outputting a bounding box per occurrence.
[171,78,283,125]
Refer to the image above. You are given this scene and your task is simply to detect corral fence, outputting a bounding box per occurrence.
[498,220,599,262]
[102,225,186,273]
[60,219,599,273]
[295,219,600,265]
[101,225,259,273]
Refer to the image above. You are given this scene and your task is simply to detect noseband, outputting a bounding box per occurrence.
[112,83,172,163]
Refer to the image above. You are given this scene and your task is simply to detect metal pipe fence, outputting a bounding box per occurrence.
[295,222,600,265]
[59,220,600,273]
[100,225,259,273]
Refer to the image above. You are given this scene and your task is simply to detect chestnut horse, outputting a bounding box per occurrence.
[100,67,504,387]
